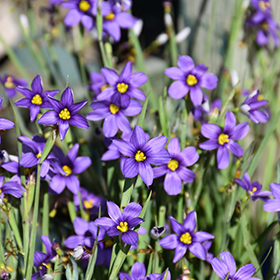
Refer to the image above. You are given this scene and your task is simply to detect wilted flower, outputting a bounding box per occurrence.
[97,62,147,108]
[165,55,218,106]
[73,245,84,260]
[15,75,59,122]
[150,226,165,240]
[235,172,271,201]
[159,211,214,263]
[38,87,89,141]
[211,251,260,280]
[153,137,199,195]
[95,201,144,246]
[0,75,27,98]
[263,183,280,212]
[112,125,170,186]
[199,111,249,169]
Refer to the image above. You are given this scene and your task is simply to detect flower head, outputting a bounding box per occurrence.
[87,99,142,137]
[95,201,144,246]
[199,111,249,169]
[165,55,218,106]
[211,251,260,280]
[0,75,27,98]
[0,98,14,144]
[263,183,280,212]
[0,176,25,203]
[153,137,199,195]
[235,172,271,201]
[159,211,214,263]
[49,144,91,194]
[97,62,148,108]
[112,125,170,186]
[88,71,108,98]
[15,75,59,122]
[38,87,89,141]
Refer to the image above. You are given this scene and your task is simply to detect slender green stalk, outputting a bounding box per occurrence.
[53,256,63,280]
[7,206,23,251]
[78,191,86,220]
[25,164,41,280]
[42,189,50,250]
[67,200,77,223]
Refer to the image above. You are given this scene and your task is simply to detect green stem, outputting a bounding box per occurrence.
[42,189,49,250]
[78,191,86,220]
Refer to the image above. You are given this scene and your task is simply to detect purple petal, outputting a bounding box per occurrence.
[119,61,132,83]
[33,251,47,267]
[153,166,168,178]
[183,211,196,232]
[173,243,187,263]
[227,141,244,157]
[148,149,171,165]
[14,98,31,107]
[128,88,146,101]
[230,122,249,140]
[158,234,178,249]
[94,217,115,231]
[67,143,79,162]
[0,119,14,130]
[64,9,81,26]
[220,252,236,276]
[122,100,142,116]
[165,67,185,80]
[189,86,203,106]
[130,72,148,87]
[177,56,195,72]
[81,15,94,30]
[270,183,280,199]
[123,202,142,221]
[144,135,168,154]
[101,67,119,85]
[169,216,184,235]
[64,175,80,194]
[138,161,153,186]
[199,139,219,151]
[217,146,230,169]
[119,273,132,280]
[164,172,182,195]
[30,105,41,122]
[167,138,180,155]
[20,153,38,167]
[263,199,280,212]
[192,231,215,242]
[61,87,74,107]
[58,121,69,141]
[103,115,118,137]
[122,230,138,245]
[69,100,88,115]
[112,139,135,157]
[96,87,116,101]
[131,263,146,279]
[16,87,33,98]
[31,75,43,94]
[200,73,218,90]
[38,111,59,125]
[192,64,208,78]
[180,146,199,166]
[73,156,91,174]
[128,217,144,228]
[224,111,236,134]
[168,81,189,99]
[201,124,222,139]
[130,125,147,149]
[107,201,121,223]
[234,264,255,279]
[211,258,229,279]
[177,167,196,183]
[116,13,136,28]
[104,20,121,41]
[49,175,66,194]
[189,242,206,260]
[64,236,84,249]
[73,217,88,235]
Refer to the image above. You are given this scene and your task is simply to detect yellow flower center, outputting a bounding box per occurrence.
[218,133,229,145]
[117,83,129,94]
[101,84,109,91]
[168,159,179,171]
[84,199,94,209]
[257,94,264,101]
[0,190,2,194]
[4,76,15,89]
[186,74,197,86]
[109,104,120,114]
[104,239,114,248]
[259,1,269,10]
[117,221,128,233]
[59,108,71,120]
[31,94,43,105]
[135,150,146,162]
[105,12,115,21]
[79,0,91,12]
[261,23,268,30]
[180,232,192,244]
[36,153,42,159]
[62,165,72,176]
[252,187,257,192]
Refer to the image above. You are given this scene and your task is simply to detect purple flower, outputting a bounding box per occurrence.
[38,87,89,141]
[159,211,214,263]
[95,201,144,246]
[153,137,199,195]
[18,135,55,177]
[87,99,142,137]
[250,0,272,24]
[88,71,108,97]
[0,176,25,201]
[235,172,271,202]
[147,270,171,280]
[165,55,218,106]
[32,236,57,280]
[211,251,260,280]
[97,62,148,108]
[102,2,136,42]
[112,125,170,186]
[0,75,28,98]
[15,75,59,122]
[263,183,280,212]
[61,0,97,30]
[199,111,249,169]
[73,187,106,213]
[0,97,14,144]
[240,89,269,123]
[49,144,91,194]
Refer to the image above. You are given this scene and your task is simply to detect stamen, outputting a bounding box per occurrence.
[168,159,179,171]
[105,12,115,21]
[59,108,71,120]
[180,232,192,244]
[117,221,128,233]
[62,165,72,176]
[218,134,229,145]
[135,150,146,162]
[186,74,197,86]
[117,83,129,93]
[36,153,42,159]
[109,104,120,114]
[79,0,91,12]
[101,84,108,91]
[84,199,94,209]
[31,94,43,105]
[4,76,15,89]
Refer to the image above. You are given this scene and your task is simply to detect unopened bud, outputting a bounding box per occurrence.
[176,27,191,43]
[156,33,169,46]
[150,226,165,240]
[230,70,239,87]
[43,274,53,280]
[133,19,143,37]
[164,13,172,26]
[73,245,84,260]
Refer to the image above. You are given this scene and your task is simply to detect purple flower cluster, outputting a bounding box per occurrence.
[199,111,249,169]
[0,75,27,99]
[159,211,214,263]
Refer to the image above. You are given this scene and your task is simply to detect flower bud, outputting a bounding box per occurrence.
[156,33,169,46]
[150,226,165,240]
[43,274,53,280]
[73,245,84,260]
[133,19,143,37]
[164,13,172,27]
[176,27,191,43]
